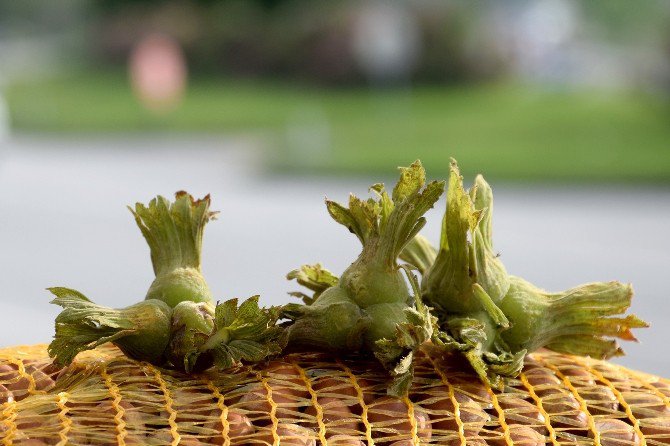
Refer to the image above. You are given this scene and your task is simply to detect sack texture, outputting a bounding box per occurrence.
[1,344,669,445]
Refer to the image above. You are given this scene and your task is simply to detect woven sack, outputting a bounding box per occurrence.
[2,344,670,445]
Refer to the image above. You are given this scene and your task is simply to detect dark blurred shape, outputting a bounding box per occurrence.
[90,1,501,86]
[129,33,187,112]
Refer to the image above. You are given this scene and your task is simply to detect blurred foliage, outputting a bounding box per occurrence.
[2,1,669,182]
[6,71,670,182]
[0,0,88,35]
[2,1,669,86]
[580,0,670,42]
[81,1,494,85]
[96,0,286,11]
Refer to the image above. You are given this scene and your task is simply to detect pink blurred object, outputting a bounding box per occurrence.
[129,34,187,113]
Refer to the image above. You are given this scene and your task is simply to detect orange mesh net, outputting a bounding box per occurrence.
[1,344,669,445]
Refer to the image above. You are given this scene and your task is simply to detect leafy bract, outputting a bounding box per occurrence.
[285,160,445,396]
[48,287,172,366]
[201,296,287,370]
[418,159,647,387]
[286,263,339,305]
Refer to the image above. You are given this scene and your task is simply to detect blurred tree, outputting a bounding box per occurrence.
[580,0,669,42]
[95,0,287,12]
[3,0,668,88]
[85,0,502,85]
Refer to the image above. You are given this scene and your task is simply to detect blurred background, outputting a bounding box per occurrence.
[1,0,669,374]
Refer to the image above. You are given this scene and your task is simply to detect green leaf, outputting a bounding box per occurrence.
[368,268,436,397]
[389,371,414,397]
[469,174,510,304]
[167,301,215,372]
[235,295,262,322]
[399,234,438,274]
[212,345,235,369]
[203,296,286,370]
[401,218,427,257]
[215,298,239,329]
[287,291,316,305]
[326,199,363,243]
[373,338,404,371]
[546,336,623,359]
[446,160,479,252]
[370,183,394,230]
[348,195,379,242]
[487,350,526,380]
[48,288,171,366]
[286,264,339,305]
[472,284,509,329]
[228,339,271,362]
[499,277,648,358]
[414,167,477,310]
[392,160,425,203]
[429,316,519,388]
[323,160,444,270]
[129,192,217,276]
[387,179,445,261]
[48,287,93,302]
[279,303,309,320]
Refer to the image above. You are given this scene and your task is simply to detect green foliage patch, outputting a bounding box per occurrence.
[6,72,670,181]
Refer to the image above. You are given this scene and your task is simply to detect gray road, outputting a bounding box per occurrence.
[1,134,668,376]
